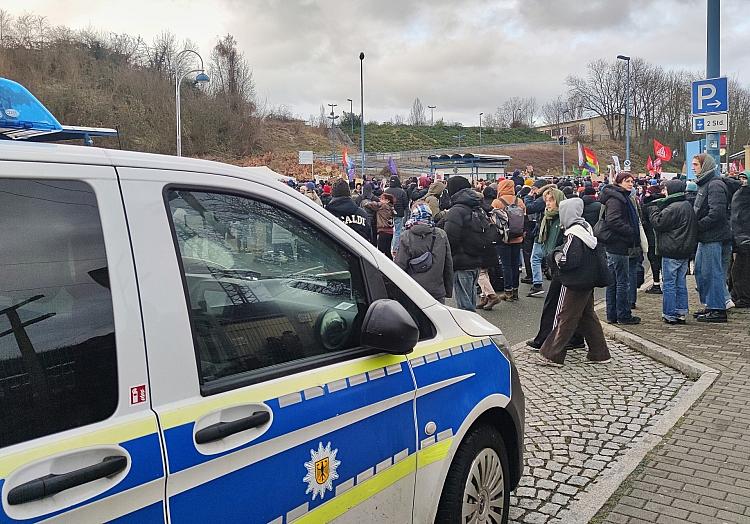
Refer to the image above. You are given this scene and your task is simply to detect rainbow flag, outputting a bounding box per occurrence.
[577,142,599,176]
[342,148,355,180]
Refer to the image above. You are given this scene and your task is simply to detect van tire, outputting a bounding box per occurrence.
[435,424,510,524]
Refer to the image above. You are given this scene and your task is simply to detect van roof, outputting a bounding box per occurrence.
[0,140,282,183]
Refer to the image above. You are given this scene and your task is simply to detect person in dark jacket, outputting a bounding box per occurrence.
[685,181,698,206]
[511,169,524,189]
[537,199,610,366]
[729,171,750,307]
[320,184,332,207]
[641,183,663,294]
[363,193,396,259]
[357,182,378,245]
[395,203,453,302]
[477,185,502,309]
[525,181,553,293]
[599,172,641,325]
[581,186,602,228]
[439,176,485,311]
[692,154,731,322]
[384,175,409,256]
[325,179,371,242]
[646,179,698,324]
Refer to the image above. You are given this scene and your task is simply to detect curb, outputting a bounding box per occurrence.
[549,299,720,524]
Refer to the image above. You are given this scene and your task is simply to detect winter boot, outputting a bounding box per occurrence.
[483,294,502,311]
[477,295,489,310]
[511,288,519,301]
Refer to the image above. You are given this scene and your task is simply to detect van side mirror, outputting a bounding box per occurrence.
[361,299,418,355]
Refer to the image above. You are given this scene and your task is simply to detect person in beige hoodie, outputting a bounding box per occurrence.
[424,180,446,220]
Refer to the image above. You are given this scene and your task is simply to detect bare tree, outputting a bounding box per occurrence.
[209,34,255,112]
[408,97,427,126]
[567,59,627,140]
[0,9,12,47]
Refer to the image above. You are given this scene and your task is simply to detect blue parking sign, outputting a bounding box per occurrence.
[694,118,705,131]
[691,77,728,115]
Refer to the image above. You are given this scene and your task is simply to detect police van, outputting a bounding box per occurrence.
[0,87,524,524]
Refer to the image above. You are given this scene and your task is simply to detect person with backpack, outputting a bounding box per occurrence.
[492,179,526,301]
[477,185,503,310]
[692,154,731,322]
[438,176,490,311]
[394,203,453,303]
[537,198,611,367]
[424,180,446,218]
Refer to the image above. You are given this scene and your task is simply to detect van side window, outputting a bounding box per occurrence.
[166,189,369,389]
[0,179,117,448]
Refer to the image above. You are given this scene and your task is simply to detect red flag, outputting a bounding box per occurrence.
[653,139,673,162]
[646,156,654,173]
[653,157,663,174]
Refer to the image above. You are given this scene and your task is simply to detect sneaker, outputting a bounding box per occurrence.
[696,310,728,323]
[618,316,641,325]
[527,285,545,297]
[645,285,663,295]
[662,317,679,325]
[535,355,563,367]
[676,318,687,324]
[585,358,611,364]
[693,308,709,318]
[726,299,736,310]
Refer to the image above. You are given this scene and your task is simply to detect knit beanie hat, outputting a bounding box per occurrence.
[583,186,596,196]
[533,179,547,189]
[305,181,316,191]
[524,178,534,186]
[332,178,351,197]
[686,181,698,192]
[665,179,686,195]
[322,185,332,195]
[447,176,471,196]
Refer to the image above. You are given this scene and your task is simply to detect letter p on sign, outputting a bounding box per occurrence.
[697,84,716,111]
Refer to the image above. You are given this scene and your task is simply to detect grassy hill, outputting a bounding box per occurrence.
[343,124,550,153]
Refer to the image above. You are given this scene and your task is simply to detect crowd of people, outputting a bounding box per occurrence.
[284,157,750,366]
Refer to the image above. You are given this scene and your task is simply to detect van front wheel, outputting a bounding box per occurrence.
[435,425,510,524]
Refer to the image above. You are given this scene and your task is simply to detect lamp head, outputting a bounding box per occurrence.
[359,52,365,60]
[194,72,210,84]
[616,55,630,61]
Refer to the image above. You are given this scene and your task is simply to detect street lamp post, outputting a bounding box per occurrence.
[453,133,465,148]
[346,98,353,136]
[327,104,339,163]
[174,49,209,157]
[512,107,522,126]
[617,54,631,166]
[428,105,436,126]
[359,52,365,177]
[479,112,483,146]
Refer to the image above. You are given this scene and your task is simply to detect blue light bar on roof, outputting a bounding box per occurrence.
[0,78,63,139]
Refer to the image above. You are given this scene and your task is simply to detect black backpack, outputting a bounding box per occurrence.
[438,188,451,210]
[464,208,499,256]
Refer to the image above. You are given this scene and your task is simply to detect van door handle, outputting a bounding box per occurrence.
[195,411,271,444]
[7,455,128,506]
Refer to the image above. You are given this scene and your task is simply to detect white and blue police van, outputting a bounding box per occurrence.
[0,78,524,523]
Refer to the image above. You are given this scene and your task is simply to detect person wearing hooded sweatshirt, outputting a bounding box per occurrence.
[527,187,565,297]
[395,203,453,303]
[425,180,447,221]
[325,179,371,242]
[492,179,527,301]
[537,199,611,367]
[357,182,378,245]
[598,172,641,325]
[692,154,731,322]
[641,183,664,294]
[730,171,750,308]
[385,175,409,256]
[438,176,485,311]
[646,179,698,324]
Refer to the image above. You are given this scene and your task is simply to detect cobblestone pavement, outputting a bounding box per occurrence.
[596,278,750,524]
[509,339,694,524]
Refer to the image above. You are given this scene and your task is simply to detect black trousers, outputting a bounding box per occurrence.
[531,278,584,347]
[377,233,393,259]
[522,233,534,278]
[730,251,750,306]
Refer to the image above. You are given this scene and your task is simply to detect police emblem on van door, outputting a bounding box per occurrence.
[303,442,340,500]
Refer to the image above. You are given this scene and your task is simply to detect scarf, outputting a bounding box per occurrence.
[565,222,598,249]
[405,203,433,230]
[537,188,565,243]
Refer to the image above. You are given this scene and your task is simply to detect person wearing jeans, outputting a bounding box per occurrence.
[645,179,698,324]
[453,269,480,311]
[692,154,731,322]
[492,179,526,300]
[598,173,642,324]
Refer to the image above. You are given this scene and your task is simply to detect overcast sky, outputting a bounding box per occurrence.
[9,0,750,125]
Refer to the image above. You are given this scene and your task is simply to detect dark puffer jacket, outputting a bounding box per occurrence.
[598,185,639,255]
[394,223,453,300]
[384,176,409,218]
[647,193,698,260]
[581,195,602,228]
[694,171,731,243]
[325,196,371,241]
[438,188,485,270]
[731,185,750,252]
